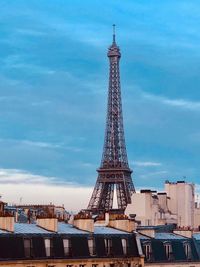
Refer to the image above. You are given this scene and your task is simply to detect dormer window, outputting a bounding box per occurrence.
[24,238,33,258]
[44,238,53,257]
[104,238,112,255]
[143,242,152,261]
[63,238,72,256]
[121,238,128,255]
[183,242,192,260]
[163,242,172,260]
[88,237,96,256]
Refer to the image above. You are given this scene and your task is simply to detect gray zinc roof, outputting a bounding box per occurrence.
[193,233,200,240]
[94,226,130,235]
[14,223,51,234]
[58,223,88,234]
[14,222,89,234]
[0,229,7,234]
[1,222,132,235]
[155,233,188,240]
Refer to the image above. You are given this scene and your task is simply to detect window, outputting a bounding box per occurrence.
[24,238,33,258]
[44,238,53,257]
[88,238,96,256]
[143,242,151,261]
[104,238,112,255]
[92,264,98,267]
[121,238,128,255]
[66,265,73,267]
[63,239,71,256]
[79,265,85,267]
[164,242,172,260]
[184,242,192,260]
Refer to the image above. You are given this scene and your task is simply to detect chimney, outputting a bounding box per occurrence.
[137,227,155,238]
[94,212,110,226]
[73,212,94,232]
[173,229,193,238]
[37,217,58,232]
[0,215,14,232]
[108,214,135,233]
[68,214,74,225]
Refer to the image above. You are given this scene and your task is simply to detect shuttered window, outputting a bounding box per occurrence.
[121,238,127,255]
[63,239,72,256]
[104,238,112,255]
[184,242,192,260]
[144,243,151,261]
[164,242,172,260]
[24,238,33,258]
[88,238,96,256]
[44,238,53,257]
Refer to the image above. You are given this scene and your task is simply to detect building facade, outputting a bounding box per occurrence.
[125,181,197,229]
[138,225,200,267]
[0,214,143,267]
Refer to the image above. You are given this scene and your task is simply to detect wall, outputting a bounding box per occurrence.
[165,181,195,228]
[125,181,195,228]
[145,263,200,267]
[0,257,144,267]
[125,192,157,226]
[194,207,200,230]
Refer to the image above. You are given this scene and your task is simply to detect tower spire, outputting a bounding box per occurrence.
[112,24,116,44]
[87,28,135,214]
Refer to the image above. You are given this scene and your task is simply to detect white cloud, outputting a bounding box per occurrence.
[0,138,82,152]
[143,92,200,111]
[0,183,92,212]
[140,170,168,179]
[80,162,95,168]
[0,168,93,212]
[0,168,56,184]
[132,161,162,167]
[16,28,46,36]
[31,100,51,106]
[48,21,108,47]
[21,140,61,149]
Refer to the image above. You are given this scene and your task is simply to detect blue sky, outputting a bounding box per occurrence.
[1,0,200,208]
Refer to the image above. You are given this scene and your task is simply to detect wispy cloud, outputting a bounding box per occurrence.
[143,92,200,111]
[47,21,108,47]
[4,62,55,75]
[31,100,51,106]
[0,168,93,211]
[140,170,168,179]
[0,138,82,152]
[80,162,95,168]
[0,168,81,187]
[16,28,46,36]
[133,161,162,167]
[0,168,54,185]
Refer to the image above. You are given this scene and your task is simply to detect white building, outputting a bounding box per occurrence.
[125,180,196,229]
[165,180,194,228]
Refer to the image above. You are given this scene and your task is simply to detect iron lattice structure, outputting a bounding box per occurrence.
[87,26,135,213]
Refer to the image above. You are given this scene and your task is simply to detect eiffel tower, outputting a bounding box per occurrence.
[87,25,135,213]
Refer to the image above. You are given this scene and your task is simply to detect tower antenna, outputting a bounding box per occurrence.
[113,24,116,43]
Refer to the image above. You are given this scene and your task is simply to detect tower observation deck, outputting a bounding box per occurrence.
[87,25,135,213]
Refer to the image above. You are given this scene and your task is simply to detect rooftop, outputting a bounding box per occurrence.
[0,222,131,235]
[154,232,188,240]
